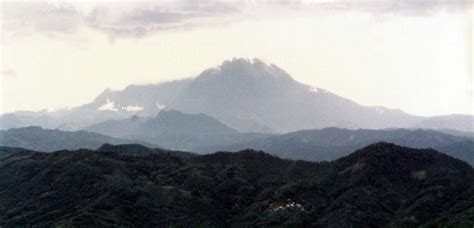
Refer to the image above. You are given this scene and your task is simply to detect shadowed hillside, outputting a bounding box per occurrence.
[0,142,472,227]
[84,110,268,151]
[0,126,156,152]
[208,128,474,166]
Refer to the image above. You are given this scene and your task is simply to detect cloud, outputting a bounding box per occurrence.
[97,98,118,111]
[2,2,83,36]
[1,0,471,39]
[1,69,17,79]
[311,0,472,16]
[84,1,241,39]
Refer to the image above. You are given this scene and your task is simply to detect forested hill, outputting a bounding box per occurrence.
[0,142,473,227]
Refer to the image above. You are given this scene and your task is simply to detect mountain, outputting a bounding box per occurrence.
[0,107,137,131]
[83,115,146,139]
[416,115,474,132]
[85,110,238,138]
[321,143,474,226]
[2,58,472,133]
[0,126,156,152]
[170,58,424,132]
[0,142,472,226]
[84,109,269,151]
[433,128,474,138]
[0,78,195,131]
[90,58,423,133]
[208,127,474,165]
[0,146,34,159]
[437,141,474,166]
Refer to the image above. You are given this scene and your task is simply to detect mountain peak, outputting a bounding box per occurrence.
[221,57,266,68]
[344,141,431,160]
[153,109,238,134]
[157,109,185,116]
[337,142,472,173]
[195,57,295,84]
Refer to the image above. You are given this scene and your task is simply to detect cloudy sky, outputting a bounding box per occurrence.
[1,0,472,116]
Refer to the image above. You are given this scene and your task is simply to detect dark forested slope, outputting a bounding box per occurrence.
[0,143,472,227]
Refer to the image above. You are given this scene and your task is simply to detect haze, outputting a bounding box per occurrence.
[1,0,472,116]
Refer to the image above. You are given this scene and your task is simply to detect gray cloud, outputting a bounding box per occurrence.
[312,0,472,16]
[2,2,82,36]
[125,9,187,24]
[84,1,241,39]
[2,0,471,39]
[1,69,17,79]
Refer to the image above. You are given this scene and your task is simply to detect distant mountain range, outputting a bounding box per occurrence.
[84,110,268,151]
[85,109,238,137]
[0,126,156,152]
[1,58,472,133]
[81,111,474,166]
[204,127,474,166]
[1,142,472,226]
[2,121,473,166]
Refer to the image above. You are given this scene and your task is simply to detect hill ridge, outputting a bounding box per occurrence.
[1,142,472,226]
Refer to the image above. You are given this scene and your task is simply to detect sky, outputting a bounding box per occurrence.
[1,0,473,116]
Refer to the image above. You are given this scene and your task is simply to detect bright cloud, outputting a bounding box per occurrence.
[123,105,144,112]
[97,99,118,111]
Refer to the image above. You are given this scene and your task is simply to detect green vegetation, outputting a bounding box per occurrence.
[0,142,473,227]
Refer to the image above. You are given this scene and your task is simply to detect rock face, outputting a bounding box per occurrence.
[3,58,471,133]
[0,142,473,227]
